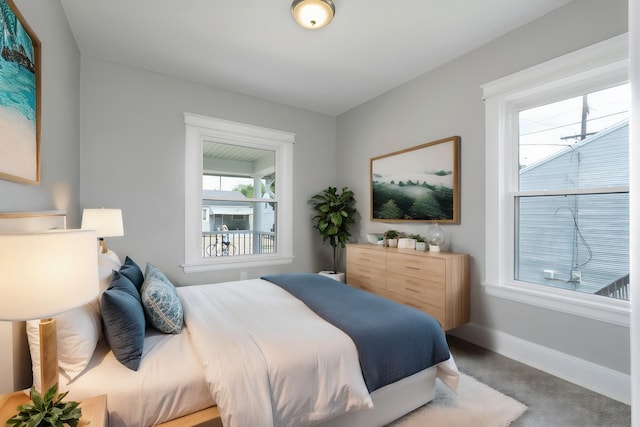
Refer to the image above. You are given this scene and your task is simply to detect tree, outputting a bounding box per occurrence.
[410,195,444,219]
[234,184,256,198]
[233,182,274,198]
[377,199,402,219]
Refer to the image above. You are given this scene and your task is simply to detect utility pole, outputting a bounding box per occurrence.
[580,94,589,140]
[560,94,594,141]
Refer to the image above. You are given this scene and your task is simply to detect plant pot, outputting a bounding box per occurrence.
[387,238,398,248]
[319,271,346,283]
[415,242,427,251]
[429,244,441,252]
[398,238,416,249]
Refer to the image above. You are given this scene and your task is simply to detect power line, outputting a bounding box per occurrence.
[519,110,628,137]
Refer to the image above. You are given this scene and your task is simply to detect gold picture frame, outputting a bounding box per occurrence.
[370,136,460,223]
[0,0,41,184]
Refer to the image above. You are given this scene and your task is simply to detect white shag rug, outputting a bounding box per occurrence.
[387,372,527,427]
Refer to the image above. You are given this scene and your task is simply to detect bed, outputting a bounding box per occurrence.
[1,211,459,427]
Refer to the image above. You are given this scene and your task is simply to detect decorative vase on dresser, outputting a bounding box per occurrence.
[346,243,470,331]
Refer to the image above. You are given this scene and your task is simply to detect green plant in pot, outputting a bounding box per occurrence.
[310,186,357,274]
[7,384,82,427]
[384,229,399,247]
[410,233,427,251]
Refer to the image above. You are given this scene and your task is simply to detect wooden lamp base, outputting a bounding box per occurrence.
[39,318,59,396]
[98,238,109,254]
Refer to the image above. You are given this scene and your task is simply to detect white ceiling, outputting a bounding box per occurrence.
[60,0,573,116]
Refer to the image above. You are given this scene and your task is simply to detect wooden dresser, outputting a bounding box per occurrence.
[346,243,470,330]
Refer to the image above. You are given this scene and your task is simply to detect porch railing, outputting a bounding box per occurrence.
[595,274,630,300]
[201,230,275,257]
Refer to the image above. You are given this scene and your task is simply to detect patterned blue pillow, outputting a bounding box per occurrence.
[141,264,183,334]
[101,271,145,370]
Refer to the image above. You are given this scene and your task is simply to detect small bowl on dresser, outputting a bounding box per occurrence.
[366,233,384,245]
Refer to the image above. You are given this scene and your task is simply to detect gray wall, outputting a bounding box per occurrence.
[78,56,337,285]
[0,0,81,225]
[336,0,630,374]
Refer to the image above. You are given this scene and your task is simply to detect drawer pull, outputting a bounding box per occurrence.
[405,266,420,270]
[405,287,421,293]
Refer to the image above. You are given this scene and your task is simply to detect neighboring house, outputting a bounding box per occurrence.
[202,189,275,233]
[201,189,276,256]
[202,190,252,232]
[518,121,629,298]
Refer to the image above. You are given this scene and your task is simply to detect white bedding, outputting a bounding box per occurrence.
[60,277,458,427]
[62,326,214,427]
[178,279,374,427]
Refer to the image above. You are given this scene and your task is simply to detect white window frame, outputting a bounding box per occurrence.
[182,113,295,272]
[482,34,630,326]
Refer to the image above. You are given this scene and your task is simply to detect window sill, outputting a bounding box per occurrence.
[482,279,630,327]
[182,255,294,273]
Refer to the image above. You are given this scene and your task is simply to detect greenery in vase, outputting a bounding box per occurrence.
[384,229,399,240]
[310,186,357,273]
[409,233,425,243]
[7,384,82,427]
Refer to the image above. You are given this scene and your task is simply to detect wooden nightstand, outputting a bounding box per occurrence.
[0,391,107,427]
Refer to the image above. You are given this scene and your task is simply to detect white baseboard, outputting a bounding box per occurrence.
[449,322,631,405]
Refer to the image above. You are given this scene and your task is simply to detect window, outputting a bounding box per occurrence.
[183,113,294,272]
[517,85,629,297]
[483,34,630,326]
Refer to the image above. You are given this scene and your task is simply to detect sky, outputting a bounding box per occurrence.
[518,83,630,167]
[203,175,253,191]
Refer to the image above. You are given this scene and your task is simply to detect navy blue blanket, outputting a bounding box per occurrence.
[261,273,451,392]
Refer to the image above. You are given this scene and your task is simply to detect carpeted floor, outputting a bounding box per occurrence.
[446,336,631,427]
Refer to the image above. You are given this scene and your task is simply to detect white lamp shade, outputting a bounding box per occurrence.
[0,229,100,321]
[81,208,124,238]
[291,0,335,29]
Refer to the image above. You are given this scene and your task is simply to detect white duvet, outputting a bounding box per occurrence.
[178,279,374,427]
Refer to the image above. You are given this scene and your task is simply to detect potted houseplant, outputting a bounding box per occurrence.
[410,234,427,251]
[384,229,399,247]
[7,384,82,427]
[310,186,357,282]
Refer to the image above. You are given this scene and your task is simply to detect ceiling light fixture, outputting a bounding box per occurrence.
[291,0,335,30]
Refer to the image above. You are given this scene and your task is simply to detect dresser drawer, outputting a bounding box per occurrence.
[387,252,445,284]
[386,290,446,326]
[386,274,445,305]
[347,264,387,295]
[347,246,386,270]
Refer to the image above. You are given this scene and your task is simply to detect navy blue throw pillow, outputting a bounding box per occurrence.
[101,270,146,370]
[119,256,144,292]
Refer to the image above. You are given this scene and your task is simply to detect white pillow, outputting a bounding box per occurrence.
[26,251,122,392]
[27,303,101,392]
[99,249,122,294]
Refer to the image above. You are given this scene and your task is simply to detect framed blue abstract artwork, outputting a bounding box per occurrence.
[0,0,40,184]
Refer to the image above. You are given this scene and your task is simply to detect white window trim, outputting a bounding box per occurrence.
[182,113,295,273]
[482,34,630,327]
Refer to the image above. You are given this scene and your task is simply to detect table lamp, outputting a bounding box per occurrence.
[81,208,124,254]
[0,229,99,395]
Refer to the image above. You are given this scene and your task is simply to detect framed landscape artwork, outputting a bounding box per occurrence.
[0,0,41,184]
[370,136,460,223]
